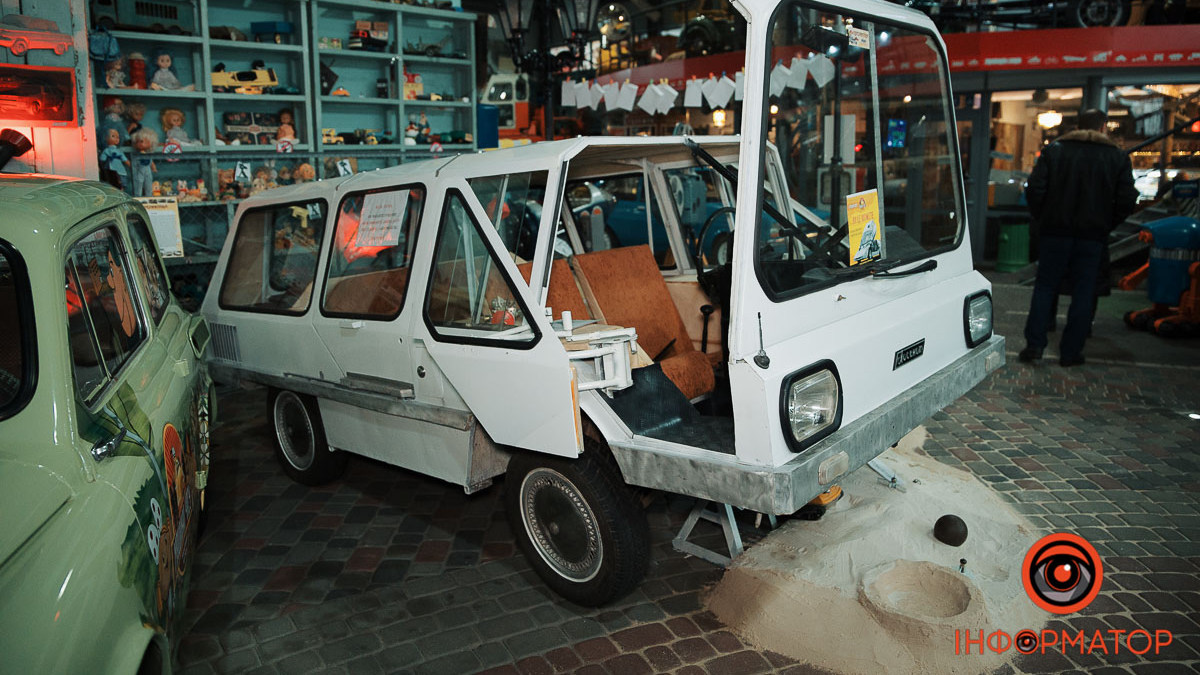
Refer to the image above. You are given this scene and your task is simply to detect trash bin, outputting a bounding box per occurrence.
[1145,216,1200,305]
[995,222,1030,273]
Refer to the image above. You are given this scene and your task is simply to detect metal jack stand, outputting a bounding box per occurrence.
[868,457,906,492]
[672,501,777,567]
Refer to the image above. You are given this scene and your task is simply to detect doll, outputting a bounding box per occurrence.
[417,112,431,144]
[275,165,294,186]
[217,168,238,202]
[125,102,146,137]
[250,165,273,195]
[276,123,296,142]
[278,108,295,128]
[293,163,316,184]
[98,128,129,190]
[128,52,147,89]
[130,128,159,198]
[160,107,200,146]
[104,57,129,89]
[149,50,195,91]
[101,96,127,145]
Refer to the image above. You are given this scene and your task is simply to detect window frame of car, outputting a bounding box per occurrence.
[216,198,330,317]
[63,215,151,407]
[124,208,172,326]
[0,237,37,421]
[318,183,427,322]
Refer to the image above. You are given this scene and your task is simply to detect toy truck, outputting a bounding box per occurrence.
[202,0,1003,606]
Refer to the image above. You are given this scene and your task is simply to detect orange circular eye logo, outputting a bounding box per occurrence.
[1022,533,1103,614]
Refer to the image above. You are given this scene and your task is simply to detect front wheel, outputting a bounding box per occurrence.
[505,447,649,606]
[269,389,347,486]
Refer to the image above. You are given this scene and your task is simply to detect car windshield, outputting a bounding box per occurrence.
[0,242,30,418]
[757,3,963,298]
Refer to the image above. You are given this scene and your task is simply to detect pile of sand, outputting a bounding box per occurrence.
[705,427,1047,675]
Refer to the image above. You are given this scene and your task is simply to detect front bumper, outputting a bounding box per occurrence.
[610,334,1005,515]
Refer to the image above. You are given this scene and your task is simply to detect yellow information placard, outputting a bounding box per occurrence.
[846,188,881,266]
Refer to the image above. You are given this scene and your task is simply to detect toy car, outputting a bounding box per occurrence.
[0,130,215,671]
[211,61,278,94]
[321,128,344,145]
[0,14,71,56]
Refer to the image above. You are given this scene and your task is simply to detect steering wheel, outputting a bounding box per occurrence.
[695,206,736,270]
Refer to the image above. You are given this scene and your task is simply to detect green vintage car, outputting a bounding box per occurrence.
[0,172,214,673]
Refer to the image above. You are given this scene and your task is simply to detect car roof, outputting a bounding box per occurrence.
[0,174,129,249]
[241,135,744,208]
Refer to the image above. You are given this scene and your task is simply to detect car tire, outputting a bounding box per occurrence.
[1067,0,1130,26]
[709,231,732,266]
[269,389,347,486]
[505,443,649,607]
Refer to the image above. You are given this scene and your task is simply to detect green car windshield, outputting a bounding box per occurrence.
[757,3,963,298]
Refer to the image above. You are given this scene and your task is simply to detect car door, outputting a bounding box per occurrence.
[413,183,581,457]
[312,183,425,396]
[63,212,199,632]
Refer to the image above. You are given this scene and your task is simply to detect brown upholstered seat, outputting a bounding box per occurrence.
[323,267,410,317]
[517,259,592,320]
[572,246,715,400]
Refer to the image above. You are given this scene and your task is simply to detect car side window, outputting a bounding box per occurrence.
[322,186,424,319]
[468,171,549,263]
[65,227,146,401]
[218,200,326,315]
[425,191,538,344]
[126,214,170,324]
[567,173,676,269]
[0,241,33,418]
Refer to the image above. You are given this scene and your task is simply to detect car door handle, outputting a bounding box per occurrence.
[91,429,126,462]
[340,319,365,329]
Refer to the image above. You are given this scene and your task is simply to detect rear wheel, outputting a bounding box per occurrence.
[505,444,649,607]
[269,389,346,485]
[1067,0,1130,26]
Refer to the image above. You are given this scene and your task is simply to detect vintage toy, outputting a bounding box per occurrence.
[149,49,194,91]
[321,128,344,145]
[127,51,147,88]
[100,95,126,144]
[129,127,157,197]
[217,167,238,201]
[98,127,130,189]
[211,61,279,94]
[125,101,146,136]
[0,13,71,56]
[161,107,200,146]
[251,21,293,44]
[0,128,214,673]
[91,0,197,34]
[293,162,315,183]
[104,56,129,88]
[275,164,294,186]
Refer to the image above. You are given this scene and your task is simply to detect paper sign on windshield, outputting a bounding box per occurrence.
[356,190,410,247]
[846,188,882,266]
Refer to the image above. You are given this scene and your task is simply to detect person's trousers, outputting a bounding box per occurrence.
[1024,235,1105,361]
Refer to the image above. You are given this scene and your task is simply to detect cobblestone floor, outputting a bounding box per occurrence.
[177,283,1200,675]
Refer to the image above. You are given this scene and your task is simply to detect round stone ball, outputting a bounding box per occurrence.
[933,514,968,547]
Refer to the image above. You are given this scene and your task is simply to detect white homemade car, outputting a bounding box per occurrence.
[202,0,1003,606]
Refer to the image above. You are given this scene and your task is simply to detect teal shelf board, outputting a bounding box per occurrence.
[404,99,471,108]
[401,54,469,65]
[317,0,405,11]
[213,144,314,153]
[95,88,207,99]
[317,47,399,61]
[108,30,203,44]
[153,144,216,153]
[321,96,404,105]
[401,5,476,21]
[209,39,305,54]
[178,200,237,208]
[211,93,308,102]
[318,143,405,151]
[403,143,474,152]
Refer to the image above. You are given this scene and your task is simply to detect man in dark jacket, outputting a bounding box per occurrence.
[1020,109,1138,366]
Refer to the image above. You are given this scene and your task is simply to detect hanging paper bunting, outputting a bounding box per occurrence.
[617,82,638,111]
[700,76,718,107]
[769,61,790,98]
[574,81,593,109]
[561,79,577,107]
[637,83,661,114]
[734,71,745,101]
[788,57,810,90]
[810,54,836,87]
[590,82,606,109]
[657,81,678,115]
[603,81,621,109]
[710,75,735,109]
[684,79,703,108]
